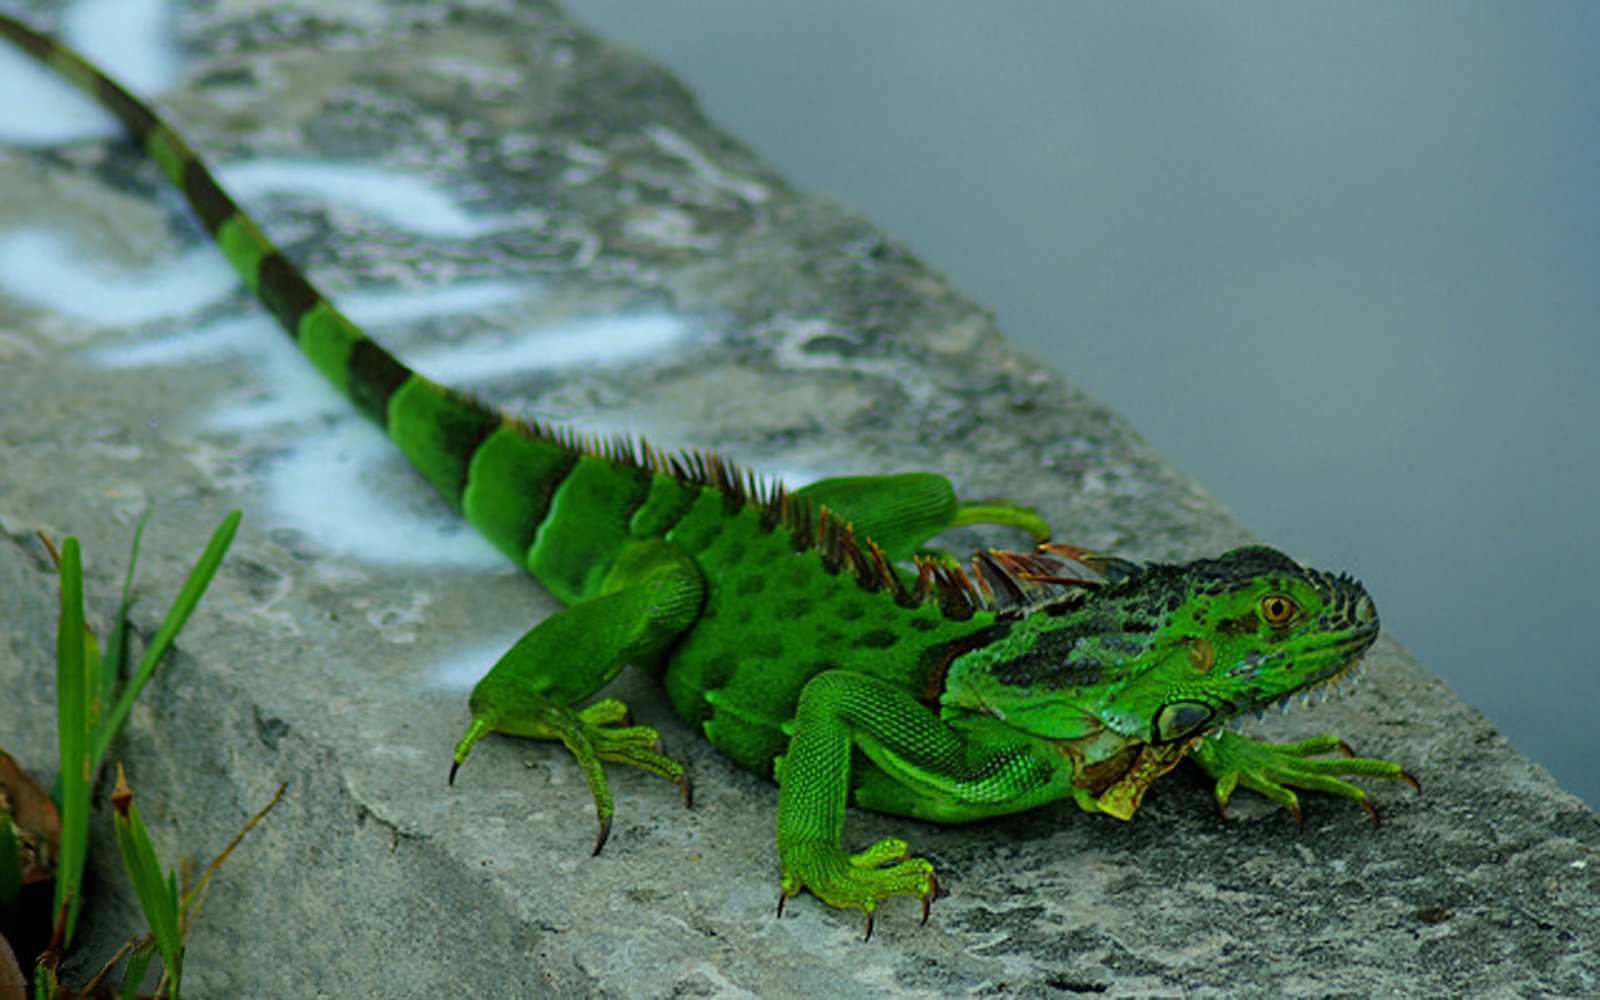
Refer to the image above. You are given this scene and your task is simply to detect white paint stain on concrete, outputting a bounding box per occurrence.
[0,0,178,144]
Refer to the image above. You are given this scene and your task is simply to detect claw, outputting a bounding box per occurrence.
[449,717,489,787]
[776,890,789,919]
[679,772,694,808]
[920,874,939,926]
[1288,801,1304,832]
[592,814,611,857]
[1402,771,1422,793]
[862,909,875,943]
[1359,797,1380,825]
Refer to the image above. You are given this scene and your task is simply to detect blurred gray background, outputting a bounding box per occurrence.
[566,1,1600,808]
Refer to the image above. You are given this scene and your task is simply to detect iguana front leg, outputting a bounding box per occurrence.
[775,670,1072,938]
[1190,729,1419,828]
[450,540,704,853]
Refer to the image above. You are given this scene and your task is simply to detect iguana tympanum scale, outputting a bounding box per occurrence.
[1,15,1416,937]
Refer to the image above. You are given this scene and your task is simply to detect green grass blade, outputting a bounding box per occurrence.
[111,769,183,990]
[119,944,156,1000]
[51,536,89,949]
[90,510,241,770]
[94,510,151,739]
[0,814,19,904]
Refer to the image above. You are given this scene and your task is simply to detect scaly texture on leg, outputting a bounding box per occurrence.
[451,541,704,852]
[1190,729,1418,828]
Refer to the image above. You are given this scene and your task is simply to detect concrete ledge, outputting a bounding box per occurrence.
[1,2,1595,995]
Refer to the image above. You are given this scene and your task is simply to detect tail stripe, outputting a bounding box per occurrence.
[385,378,499,504]
[258,252,320,334]
[463,425,581,560]
[94,75,159,146]
[181,157,238,234]
[350,337,413,428]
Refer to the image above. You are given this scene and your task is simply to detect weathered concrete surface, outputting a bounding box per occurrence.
[0,2,1595,996]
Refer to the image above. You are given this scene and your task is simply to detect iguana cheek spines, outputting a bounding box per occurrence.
[0,13,1417,940]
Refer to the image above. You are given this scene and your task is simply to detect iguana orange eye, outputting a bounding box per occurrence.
[1260,594,1298,625]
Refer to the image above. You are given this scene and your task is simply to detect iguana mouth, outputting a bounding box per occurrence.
[1242,620,1381,720]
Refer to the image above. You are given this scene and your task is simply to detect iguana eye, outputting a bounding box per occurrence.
[1260,594,1298,625]
[1153,700,1214,743]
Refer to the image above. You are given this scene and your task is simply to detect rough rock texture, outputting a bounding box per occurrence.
[0,2,1595,997]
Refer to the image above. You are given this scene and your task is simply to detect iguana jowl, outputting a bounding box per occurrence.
[0,15,1416,937]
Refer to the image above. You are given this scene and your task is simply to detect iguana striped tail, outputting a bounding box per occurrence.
[0,15,421,430]
[3,15,809,603]
[2,13,1066,615]
[0,14,571,566]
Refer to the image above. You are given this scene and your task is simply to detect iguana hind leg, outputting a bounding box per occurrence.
[775,669,1071,937]
[450,540,704,853]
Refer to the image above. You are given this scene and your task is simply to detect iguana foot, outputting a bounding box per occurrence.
[447,542,702,852]
[777,837,938,940]
[450,695,689,855]
[1192,730,1418,828]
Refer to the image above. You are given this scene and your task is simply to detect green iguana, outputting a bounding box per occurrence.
[1,15,1416,937]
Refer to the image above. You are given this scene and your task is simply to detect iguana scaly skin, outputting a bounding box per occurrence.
[2,16,1416,937]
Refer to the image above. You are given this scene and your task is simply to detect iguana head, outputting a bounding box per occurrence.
[941,545,1379,816]
[1105,545,1380,741]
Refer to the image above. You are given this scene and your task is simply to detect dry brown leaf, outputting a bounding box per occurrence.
[0,748,61,884]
